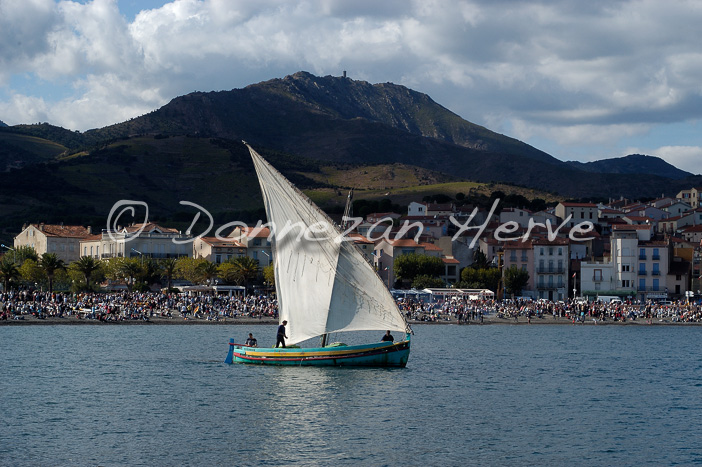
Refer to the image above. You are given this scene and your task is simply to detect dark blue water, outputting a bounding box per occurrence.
[1,324,701,466]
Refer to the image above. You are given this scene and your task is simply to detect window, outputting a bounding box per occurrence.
[595,283,601,290]
[653,279,659,291]
[548,247,553,255]
[676,274,682,281]
[622,264,630,272]
[652,248,660,260]
[639,278,645,290]
[653,263,660,275]
[558,247,563,256]
[540,248,544,256]
[594,269,602,281]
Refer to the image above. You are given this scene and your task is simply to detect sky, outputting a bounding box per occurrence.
[1,0,701,175]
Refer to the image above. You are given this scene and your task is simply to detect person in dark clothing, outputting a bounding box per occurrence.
[275,320,288,348]
[381,330,394,342]
[245,333,257,347]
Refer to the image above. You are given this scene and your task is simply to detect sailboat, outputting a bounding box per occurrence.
[225,143,412,367]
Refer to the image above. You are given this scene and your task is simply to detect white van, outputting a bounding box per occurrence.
[597,295,622,304]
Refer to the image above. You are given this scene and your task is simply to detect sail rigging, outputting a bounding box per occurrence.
[246,144,410,345]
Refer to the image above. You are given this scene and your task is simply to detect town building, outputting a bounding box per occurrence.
[676,187,702,209]
[532,238,570,301]
[14,223,92,263]
[79,223,192,260]
[227,226,273,266]
[193,237,247,264]
[555,202,598,228]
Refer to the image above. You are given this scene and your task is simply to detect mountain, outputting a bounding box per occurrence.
[1,71,701,240]
[567,154,693,179]
[0,120,7,127]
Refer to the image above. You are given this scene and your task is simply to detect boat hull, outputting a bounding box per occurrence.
[225,337,410,367]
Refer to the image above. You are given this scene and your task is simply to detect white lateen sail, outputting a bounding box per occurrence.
[247,144,410,345]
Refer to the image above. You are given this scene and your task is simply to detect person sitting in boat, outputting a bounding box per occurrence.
[381,330,394,342]
[275,320,288,348]
[245,333,257,347]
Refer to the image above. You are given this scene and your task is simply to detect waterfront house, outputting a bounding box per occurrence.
[193,237,247,264]
[79,223,192,260]
[532,237,570,301]
[14,223,92,263]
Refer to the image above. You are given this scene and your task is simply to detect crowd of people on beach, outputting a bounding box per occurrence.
[396,295,702,324]
[1,288,701,324]
[0,289,279,322]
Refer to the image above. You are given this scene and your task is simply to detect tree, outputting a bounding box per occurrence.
[471,250,490,269]
[139,258,162,288]
[19,259,46,286]
[503,266,530,298]
[71,256,102,291]
[460,267,501,292]
[411,274,445,289]
[160,258,178,291]
[175,257,209,284]
[38,253,65,293]
[262,263,275,288]
[229,256,260,287]
[217,262,240,285]
[119,258,142,292]
[393,253,444,285]
[14,246,39,265]
[0,258,20,291]
[196,261,219,285]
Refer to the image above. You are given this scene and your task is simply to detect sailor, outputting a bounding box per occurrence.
[275,320,288,348]
[245,333,257,347]
[381,330,394,342]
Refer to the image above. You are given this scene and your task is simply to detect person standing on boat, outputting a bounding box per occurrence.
[275,320,288,348]
[381,330,394,342]
[245,333,257,347]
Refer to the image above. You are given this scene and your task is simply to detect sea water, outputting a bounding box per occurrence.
[1,324,701,466]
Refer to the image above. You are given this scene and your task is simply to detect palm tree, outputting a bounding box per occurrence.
[160,258,178,291]
[72,256,102,290]
[119,258,142,292]
[196,261,219,285]
[231,256,260,288]
[39,253,65,293]
[0,258,20,291]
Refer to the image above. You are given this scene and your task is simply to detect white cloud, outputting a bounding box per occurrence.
[0,0,701,171]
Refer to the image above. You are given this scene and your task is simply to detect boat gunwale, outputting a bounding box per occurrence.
[231,340,410,363]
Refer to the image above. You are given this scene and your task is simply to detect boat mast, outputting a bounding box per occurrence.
[320,188,354,348]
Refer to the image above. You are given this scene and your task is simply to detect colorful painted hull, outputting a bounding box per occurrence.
[225,334,411,367]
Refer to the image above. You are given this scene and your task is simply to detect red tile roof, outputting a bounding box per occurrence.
[124,222,179,234]
[31,224,91,238]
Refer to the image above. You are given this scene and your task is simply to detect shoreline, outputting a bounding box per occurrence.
[1,315,698,326]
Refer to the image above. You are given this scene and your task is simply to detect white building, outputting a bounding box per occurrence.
[14,223,92,263]
[80,223,192,260]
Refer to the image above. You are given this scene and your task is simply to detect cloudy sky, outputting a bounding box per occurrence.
[1,0,701,174]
